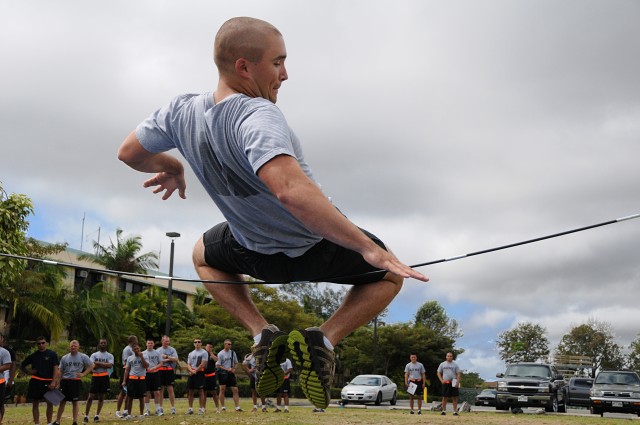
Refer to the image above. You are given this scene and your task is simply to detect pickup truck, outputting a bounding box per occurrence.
[495,362,566,412]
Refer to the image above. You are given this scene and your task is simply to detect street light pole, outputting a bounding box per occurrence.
[165,232,180,336]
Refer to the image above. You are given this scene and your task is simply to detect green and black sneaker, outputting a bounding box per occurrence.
[288,327,335,409]
[254,324,289,397]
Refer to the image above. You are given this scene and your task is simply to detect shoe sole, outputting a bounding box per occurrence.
[256,333,289,397]
[288,330,330,409]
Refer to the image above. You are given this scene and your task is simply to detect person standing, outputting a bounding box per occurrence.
[204,343,220,413]
[117,16,428,411]
[404,354,426,415]
[0,333,16,405]
[0,344,12,424]
[241,353,266,413]
[20,336,60,425]
[122,343,148,419]
[54,340,94,425]
[115,335,137,418]
[216,340,241,412]
[274,358,293,413]
[437,352,461,416]
[84,339,114,423]
[186,339,208,415]
[156,335,179,415]
[142,338,162,416]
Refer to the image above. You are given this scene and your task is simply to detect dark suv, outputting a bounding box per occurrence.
[590,370,640,417]
[495,363,566,412]
[565,377,593,407]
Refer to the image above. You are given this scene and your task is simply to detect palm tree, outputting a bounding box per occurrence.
[79,228,159,273]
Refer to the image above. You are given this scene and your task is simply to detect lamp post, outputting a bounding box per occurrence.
[165,232,180,336]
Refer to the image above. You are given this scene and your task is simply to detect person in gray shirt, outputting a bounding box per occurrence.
[54,340,93,425]
[437,352,461,415]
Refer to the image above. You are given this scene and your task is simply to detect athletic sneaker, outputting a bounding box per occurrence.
[254,324,289,397]
[252,407,257,412]
[453,412,459,416]
[418,410,422,415]
[156,408,163,416]
[115,411,123,418]
[288,327,335,409]
[198,407,205,415]
[261,406,268,412]
[171,407,176,415]
[93,415,100,422]
[186,407,194,415]
[235,407,243,412]
[441,411,446,415]
[144,408,150,416]
[221,406,226,412]
[83,415,89,423]
[274,408,281,413]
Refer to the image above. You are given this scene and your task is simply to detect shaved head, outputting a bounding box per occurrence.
[214,17,282,75]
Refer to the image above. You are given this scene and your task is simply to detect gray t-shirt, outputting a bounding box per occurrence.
[157,346,178,370]
[0,347,12,381]
[136,92,323,257]
[143,349,162,371]
[126,354,147,377]
[216,349,238,370]
[437,360,460,382]
[187,348,208,370]
[405,361,426,380]
[59,352,93,380]
[90,350,114,374]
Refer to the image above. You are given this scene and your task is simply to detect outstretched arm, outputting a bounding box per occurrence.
[257,154,428,282]
[117,130,187,200]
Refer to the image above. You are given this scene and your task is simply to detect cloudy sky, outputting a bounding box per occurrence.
[2,0,640,380]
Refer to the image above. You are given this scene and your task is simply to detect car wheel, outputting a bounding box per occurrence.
[390,391,397,406]
[558,398,566,413]
[341,400,348,406]
[545,394,558,413]
[590,406,601,415]
[375,392,382,406]
[495,400,509,411]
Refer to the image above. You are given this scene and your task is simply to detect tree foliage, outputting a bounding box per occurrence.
[555,319,625,377]
[496,322,550,364]
[279,282,346,321]
[628,334,640,375]
[0,183,34,290]
[79,228,158,273]
[414,300,463,340]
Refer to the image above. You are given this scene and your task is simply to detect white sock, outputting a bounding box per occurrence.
[323,336,334,350]
[145,403,149,410]
[253,333,261,344]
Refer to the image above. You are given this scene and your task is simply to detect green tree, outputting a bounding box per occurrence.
[460,371,485,388]
[496,322,550,364]
[279,282,347,321]
[0,183,33,290]
[628,334,640,375]
[122,286,196,340]
[555,319,625,377]
[414,300,463,339]
[79,228,159,274]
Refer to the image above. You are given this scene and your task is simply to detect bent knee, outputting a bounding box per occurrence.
[192,237,206,268]
[384,272,404,292]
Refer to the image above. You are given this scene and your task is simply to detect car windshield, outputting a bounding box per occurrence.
[595,372,640,386]
[573,379,593,387]
[504,365,551,378]
[480,389,496,395]
[350,376,381,386]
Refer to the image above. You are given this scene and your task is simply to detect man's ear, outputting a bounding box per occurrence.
[234,58,250,77]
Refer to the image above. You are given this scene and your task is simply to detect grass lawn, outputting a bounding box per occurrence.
[2,398,635,425]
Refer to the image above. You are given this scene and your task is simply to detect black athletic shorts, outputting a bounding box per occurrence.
[276,378,291,394]
[160,369,175,386]
[145,372,161,392]
[27,378,52,401]
[89,375,110,394]
[408,379,424,397]
[217,371,237,387]
[204,374,218,391]
[442,382,459,398]
[60,379,81,401]
[127,378,146,399]
[187,372,205,390]
[203,222,388,285]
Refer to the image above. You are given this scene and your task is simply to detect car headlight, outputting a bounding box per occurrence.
[538,384,550,393]
[631,392,640,399]
[591,389,603,397]
[497,381,507,391]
